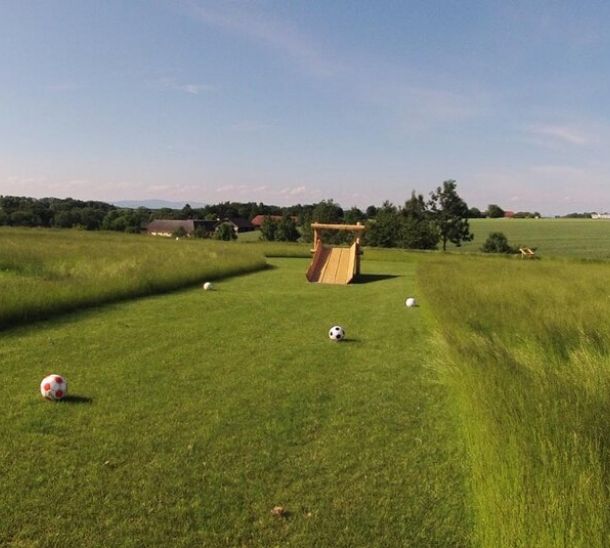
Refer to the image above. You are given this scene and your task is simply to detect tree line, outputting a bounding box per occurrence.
[0,181,558,250]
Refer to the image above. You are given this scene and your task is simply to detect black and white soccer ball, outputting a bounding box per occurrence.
[328,325,345,341]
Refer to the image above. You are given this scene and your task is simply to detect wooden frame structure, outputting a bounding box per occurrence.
[306,222,366,284]
[519,247,536,259]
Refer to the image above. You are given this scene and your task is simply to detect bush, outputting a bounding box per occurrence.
[172,227,188,239]
[215,223,237,241]
[481,232,515,254]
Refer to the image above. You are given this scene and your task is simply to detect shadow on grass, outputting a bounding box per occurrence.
[354,273,400,284]
[61,395,93,404]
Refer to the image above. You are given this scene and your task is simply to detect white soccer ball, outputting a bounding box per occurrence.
[329,325,345,341]
[203,282,212,290]
[405,297,416,308]
[40,374,68,401]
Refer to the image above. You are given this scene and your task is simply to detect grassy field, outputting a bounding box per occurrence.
[420,255,610,547]
[0,256,471,546]
[241,218,610,260]
[461,218,610,259]
[0,228,266,328]
[2,229,609,545]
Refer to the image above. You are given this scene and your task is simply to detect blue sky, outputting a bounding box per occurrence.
[1,1,609,214]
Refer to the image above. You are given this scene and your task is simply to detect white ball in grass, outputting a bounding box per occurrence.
[405,297,416,308]
[40,374,68,400]
[329,325,345,341]
[203,282,212,291]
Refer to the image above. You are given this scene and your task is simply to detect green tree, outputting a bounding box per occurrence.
[365,201,401,247]
[481,232,514,254]
[172,226,188,239]
[181,204,194,219]
[215,222,237,241]
[344,207,366,225]
[429,180,473,251]
[276,216,300,242]
[259,217,278,241]
[398,192,439,249]
[487,204,505,218]
[301,199,343,243]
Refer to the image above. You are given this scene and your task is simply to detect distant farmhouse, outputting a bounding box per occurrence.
[221,217,255,233]
[251,214,283,228]
[591,212,610,219]
[146,217,254,237]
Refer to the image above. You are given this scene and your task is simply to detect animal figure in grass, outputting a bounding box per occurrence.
[40,374,68,401]
[405,297,416,308]
[203,282,212,290]
[329,325,345,341]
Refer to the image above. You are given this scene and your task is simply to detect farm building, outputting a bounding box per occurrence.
[146,219,216,237]
[220,217,255,234]
[251,214,283,228]
[591,212,610,219]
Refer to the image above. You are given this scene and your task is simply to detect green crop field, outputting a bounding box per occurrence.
[241,218,610,259]
[1,229,609,546]
[461,218,610,259]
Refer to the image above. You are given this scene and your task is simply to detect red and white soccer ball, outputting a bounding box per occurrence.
[40,374,68,401]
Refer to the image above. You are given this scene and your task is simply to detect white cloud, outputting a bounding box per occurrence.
[156,77,217,95]
[279,185,307,196]
[181,2,488,130]
[177,83,217,95]
[526,124,588,146]
[183,2,339,78]
[529,165,587,177]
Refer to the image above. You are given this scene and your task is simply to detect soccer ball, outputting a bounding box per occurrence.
[203,282,212,290]
[40,374,68,401]
[329,325,345,341]
[405,297,416,308]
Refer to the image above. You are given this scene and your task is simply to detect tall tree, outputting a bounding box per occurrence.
[429,180,473,251]
[486,204,505,218]
[276,215,300,242]
[398,192,439,249]
[365,201,401,247]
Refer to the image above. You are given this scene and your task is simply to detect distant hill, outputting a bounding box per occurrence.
[112,199,206,210]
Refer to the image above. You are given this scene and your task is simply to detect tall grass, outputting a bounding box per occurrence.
[0,228,266,327]
[419,255,609,547]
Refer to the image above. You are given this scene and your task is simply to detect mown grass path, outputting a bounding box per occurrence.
[1,258,470,546]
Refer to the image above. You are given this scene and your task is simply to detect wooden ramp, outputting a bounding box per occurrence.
[306,245,356,284]
[305,222,365,285]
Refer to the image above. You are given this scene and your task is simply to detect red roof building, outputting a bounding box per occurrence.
[251,214,284,228]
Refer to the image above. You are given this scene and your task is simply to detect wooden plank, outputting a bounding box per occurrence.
[310,223,366,232]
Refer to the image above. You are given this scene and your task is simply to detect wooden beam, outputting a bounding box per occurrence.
[310,222,366,232]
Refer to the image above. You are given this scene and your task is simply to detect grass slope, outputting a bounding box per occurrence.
[0,228,266,328]
[419,255,610,547]
[1,257,470,546]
